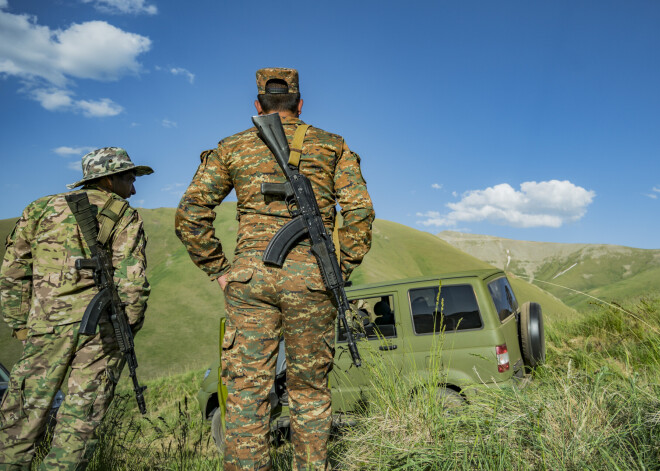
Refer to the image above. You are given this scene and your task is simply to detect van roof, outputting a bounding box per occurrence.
[346,268,505,292]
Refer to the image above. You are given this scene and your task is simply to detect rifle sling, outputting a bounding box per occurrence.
[66,192,127,250]
[287,124,342,264]
[287,124,310,168]
[65,193,100,254]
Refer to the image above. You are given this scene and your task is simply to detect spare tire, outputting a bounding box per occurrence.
[518,302,545,368]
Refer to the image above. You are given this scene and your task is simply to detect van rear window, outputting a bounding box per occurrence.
[409,285,482,334]
[487,277,518,322]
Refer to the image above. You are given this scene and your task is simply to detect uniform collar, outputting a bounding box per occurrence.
[80,184,113,196]
[281,116,305,126]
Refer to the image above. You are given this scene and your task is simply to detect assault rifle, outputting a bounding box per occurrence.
[251,112,362,367]
[65,193,148,414]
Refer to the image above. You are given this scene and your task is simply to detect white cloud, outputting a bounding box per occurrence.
[162,119,177,128]
[0,0,7,9]
[81,0,157,15]
[417,180,595,229]
[644,186,659,199]
[0,6,150,115]
[162,183,185,192]
[76,98,123,117]
[68,160,82,171]
[0,13,151,86]
[30,88,123,116]
[162,182,186,198]
[53,146,95,156]
[169,67,195,84]
[431,183,442,190]
[31,88,74,110]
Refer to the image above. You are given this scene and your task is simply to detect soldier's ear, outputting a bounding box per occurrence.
[297,98,303,116]
[254,100,264,115]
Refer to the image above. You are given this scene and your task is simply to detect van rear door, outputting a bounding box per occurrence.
[486,276,524,375]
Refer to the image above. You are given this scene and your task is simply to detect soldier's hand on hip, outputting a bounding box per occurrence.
[217,274,228,291]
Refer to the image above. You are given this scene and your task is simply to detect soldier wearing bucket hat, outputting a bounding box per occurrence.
[0,147,153,470]
[67,147,154,190]
[176,68,374,470]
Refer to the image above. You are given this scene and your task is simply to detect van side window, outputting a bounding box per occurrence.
[409,285,482,334]
[338,295,397,342]
[487,277,518,322]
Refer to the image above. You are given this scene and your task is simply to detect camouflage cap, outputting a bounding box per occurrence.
[66,147,154,189]
[256,67,299,95]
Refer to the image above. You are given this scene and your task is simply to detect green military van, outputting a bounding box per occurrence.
[198,268,545,450]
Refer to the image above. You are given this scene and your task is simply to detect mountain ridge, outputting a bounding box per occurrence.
[437,230,660,310]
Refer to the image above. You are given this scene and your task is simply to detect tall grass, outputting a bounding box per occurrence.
[336,296,660,470]
[30,370,221,470]
[35,296,658,470]
[338,363,658,470]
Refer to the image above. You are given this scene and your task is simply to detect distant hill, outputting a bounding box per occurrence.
[0,207,577,377]
[438,230,660,310]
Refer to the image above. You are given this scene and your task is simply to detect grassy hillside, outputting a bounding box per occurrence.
[0,217,22,366]
[0,217,19,260]
[438,230,660,311]
[0,208,577,376]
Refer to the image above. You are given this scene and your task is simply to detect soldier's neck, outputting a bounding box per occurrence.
[276,111,299,119]
[81,184,112,195]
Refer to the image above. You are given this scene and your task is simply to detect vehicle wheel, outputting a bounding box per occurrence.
[211,407,225,455]
[519,302,546,368]
[435,387,464,410]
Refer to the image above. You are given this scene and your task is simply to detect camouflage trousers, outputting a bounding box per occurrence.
[0,321,123,471]
[222,250,336,471]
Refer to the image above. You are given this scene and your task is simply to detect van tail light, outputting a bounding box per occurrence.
[496,344,510,373]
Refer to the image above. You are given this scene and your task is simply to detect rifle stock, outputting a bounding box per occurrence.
[253,113,292,175]
[252,113,362,367]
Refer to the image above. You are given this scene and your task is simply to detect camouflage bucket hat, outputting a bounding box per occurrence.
[67,147,154,189]
[256,67,299,95]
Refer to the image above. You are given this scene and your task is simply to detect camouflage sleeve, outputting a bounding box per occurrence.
[0,205,36,331]
[334,141,375,279]
[111,209,150,327]
[175,148,233,279]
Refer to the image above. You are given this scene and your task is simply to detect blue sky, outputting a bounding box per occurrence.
[1,0,658,249]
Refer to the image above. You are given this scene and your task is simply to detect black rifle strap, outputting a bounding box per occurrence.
[65,192,101,256]
[66,192,127,254]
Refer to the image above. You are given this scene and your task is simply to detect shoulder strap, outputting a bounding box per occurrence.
[332,215,341,267]
[65,192,101,256]
[287,124,310,168]
[97,197,129,246]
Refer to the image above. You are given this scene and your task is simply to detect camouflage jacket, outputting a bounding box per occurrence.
[175,116,375,279]
[0,187,150,334]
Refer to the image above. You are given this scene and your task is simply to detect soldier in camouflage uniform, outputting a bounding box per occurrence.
[0,148,153,470]
[175,68,374,470]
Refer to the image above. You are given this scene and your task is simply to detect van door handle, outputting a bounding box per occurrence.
[379,344,398,351]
